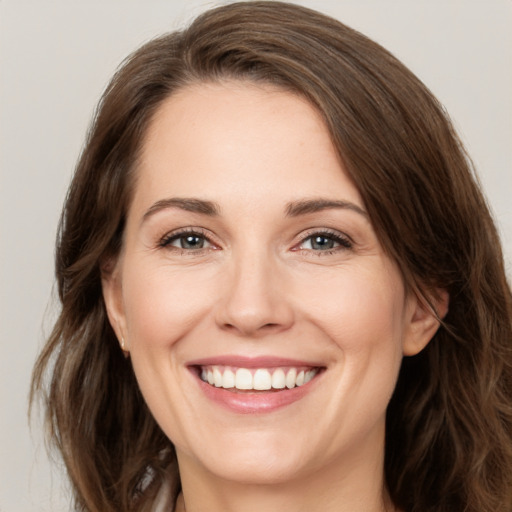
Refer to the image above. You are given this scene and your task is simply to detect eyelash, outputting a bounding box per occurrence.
[158,227,353,255]
[293,229,353,255]
[158,227,216,254]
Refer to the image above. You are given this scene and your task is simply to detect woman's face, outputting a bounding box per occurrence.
[103,82,439,486]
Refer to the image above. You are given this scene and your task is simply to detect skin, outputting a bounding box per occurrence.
[103,82,443,512]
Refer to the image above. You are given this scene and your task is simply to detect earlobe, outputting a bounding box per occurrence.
[403,289,449,356]
[101,263,128,353]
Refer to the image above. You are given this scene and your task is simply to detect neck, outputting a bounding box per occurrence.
[175,440,394,512]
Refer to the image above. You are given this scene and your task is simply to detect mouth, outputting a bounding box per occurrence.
[188,357,324,413]
[197,365,320,391]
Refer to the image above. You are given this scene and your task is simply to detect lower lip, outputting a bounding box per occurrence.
[193,371,321,414]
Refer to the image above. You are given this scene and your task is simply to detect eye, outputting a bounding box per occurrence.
[159,229,214,251]
[297,230,352,252]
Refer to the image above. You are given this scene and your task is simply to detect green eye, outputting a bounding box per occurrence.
[309,235,337,250]
[299,231,352,252]
[160,231,211,250]
[176,234,206,249]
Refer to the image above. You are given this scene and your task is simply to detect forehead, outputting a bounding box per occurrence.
[132,81,362,214]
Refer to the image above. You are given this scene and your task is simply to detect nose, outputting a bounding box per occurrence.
[215,249,295,338]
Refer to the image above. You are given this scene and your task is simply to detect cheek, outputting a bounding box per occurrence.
[122,261,219,351]
[120,261,221,445]
[298,264,406,351]
[294,263,406,411]
[306,268,406,431]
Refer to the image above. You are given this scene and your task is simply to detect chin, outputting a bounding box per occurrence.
[176,429,317,486]
[201,453,309,486]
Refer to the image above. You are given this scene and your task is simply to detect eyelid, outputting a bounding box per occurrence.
[292,227,353,252]
[158,226,220,250]
[156,226,353,254]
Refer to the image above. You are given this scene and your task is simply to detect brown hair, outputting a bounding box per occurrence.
[31,2,512,511]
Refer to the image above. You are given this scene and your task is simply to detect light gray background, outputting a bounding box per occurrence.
[1,1,511,510]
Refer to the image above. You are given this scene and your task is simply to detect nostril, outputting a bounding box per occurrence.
[220,321,288,337]
[215,292,295,336]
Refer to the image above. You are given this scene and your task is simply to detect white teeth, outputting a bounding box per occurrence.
[271,369,286,389]
[222,369,235,389]
[213,367,223,387]
[235,368,253,390]
[253,369,272,390]
[200,366,319,390]
[285,368,297,389]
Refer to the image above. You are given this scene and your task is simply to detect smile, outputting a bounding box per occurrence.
[188,356,324,413]
[200,365,319,391]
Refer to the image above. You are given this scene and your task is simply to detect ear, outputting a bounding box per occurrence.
[402,288,449,356]
[101,259,128,353]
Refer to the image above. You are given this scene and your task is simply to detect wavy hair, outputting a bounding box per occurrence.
[31,2,512,511]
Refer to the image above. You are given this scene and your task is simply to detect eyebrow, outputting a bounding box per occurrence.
[285,198,368,218]
[142,197,221,223]
[141,196,367,224]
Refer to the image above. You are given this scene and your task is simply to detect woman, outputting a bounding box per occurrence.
[31,2,512,511]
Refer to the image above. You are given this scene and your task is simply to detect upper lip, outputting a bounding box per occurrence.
[187,355,323,369]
